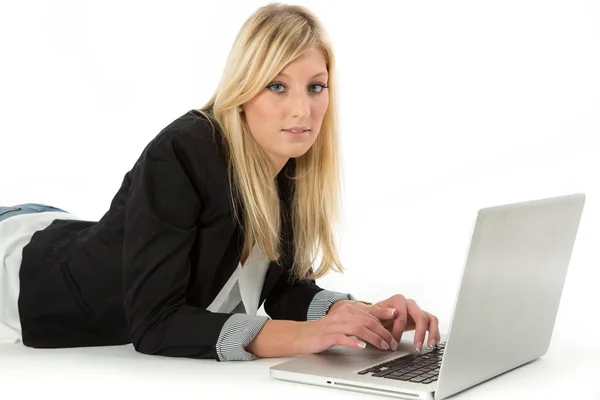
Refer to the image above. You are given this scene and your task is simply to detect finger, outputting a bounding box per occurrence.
[425,312,441,348]
[406,299,429,352]
[340,302,385,327]
[351,323,393,350]
[367,306,398,322]
[335,304,397,349]
[347,305,398,348]
[390,296,408,344]
[331,334,366,350]
[338,314,395,350]
[361,315,396,348]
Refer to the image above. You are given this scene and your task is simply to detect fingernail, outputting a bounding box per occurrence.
[387,308,396,317]
[357,341,366,349]
[381,340,389,350]
[391,339,398,350]
[415,342,422,352]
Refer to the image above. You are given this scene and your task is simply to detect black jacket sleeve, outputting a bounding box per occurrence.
[122,130,233,359]
[264,265,325,321]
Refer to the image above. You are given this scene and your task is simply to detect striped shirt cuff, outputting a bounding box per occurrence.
[307,289,358,321]
[215,314,270,361]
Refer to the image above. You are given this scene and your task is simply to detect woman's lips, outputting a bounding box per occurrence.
[282,128,310,137]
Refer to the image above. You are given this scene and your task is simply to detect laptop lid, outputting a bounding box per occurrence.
[435,193,585,400]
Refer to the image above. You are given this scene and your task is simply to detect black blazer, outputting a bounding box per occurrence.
[18,109,327,359]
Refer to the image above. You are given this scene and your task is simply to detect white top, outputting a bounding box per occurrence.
[0,212,269,344]
[206,242,270,315]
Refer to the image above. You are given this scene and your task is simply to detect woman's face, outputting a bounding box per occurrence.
[242,46,329,175]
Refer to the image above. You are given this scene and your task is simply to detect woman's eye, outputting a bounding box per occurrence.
[267,83,285,93]
[309,84,326,93]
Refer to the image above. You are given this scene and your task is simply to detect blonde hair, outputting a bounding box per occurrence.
[195,3,343,281]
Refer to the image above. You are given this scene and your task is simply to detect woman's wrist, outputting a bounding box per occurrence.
[328,299,373,315]
[245,319,306,358]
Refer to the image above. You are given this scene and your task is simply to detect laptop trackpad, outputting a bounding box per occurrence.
[309,343,417,371]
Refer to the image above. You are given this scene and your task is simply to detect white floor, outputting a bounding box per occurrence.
[0,335,597,400]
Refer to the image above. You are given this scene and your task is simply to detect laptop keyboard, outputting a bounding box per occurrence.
[357,342,446,384]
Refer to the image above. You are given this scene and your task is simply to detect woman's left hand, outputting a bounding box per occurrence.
[353,294,440,352]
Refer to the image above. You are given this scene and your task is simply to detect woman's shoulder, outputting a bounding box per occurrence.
[153,108,222,146]
[139,108,227,165]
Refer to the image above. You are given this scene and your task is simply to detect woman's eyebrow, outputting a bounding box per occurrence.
[275,71,328,79]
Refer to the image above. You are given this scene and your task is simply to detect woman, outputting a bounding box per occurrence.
[0,3,440,361]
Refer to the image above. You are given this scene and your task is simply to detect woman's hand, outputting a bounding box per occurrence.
[357,294,441,352]
[294,301,398,355]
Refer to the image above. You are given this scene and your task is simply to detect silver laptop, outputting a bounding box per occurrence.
[270,193,586,400]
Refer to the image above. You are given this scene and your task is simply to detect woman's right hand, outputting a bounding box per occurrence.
[294,301,399,355]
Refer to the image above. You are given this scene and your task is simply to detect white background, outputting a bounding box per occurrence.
[1,0,599,398]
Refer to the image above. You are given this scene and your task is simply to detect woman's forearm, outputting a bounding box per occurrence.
[245,319,305,358]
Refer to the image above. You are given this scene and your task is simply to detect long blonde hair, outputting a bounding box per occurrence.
[195,3,343,281]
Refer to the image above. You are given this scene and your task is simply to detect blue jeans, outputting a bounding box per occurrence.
[0,203,67,223]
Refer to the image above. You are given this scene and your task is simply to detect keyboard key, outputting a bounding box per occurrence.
[387,373,409,380]
[372,370,395,378]
[385,375,409,381]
